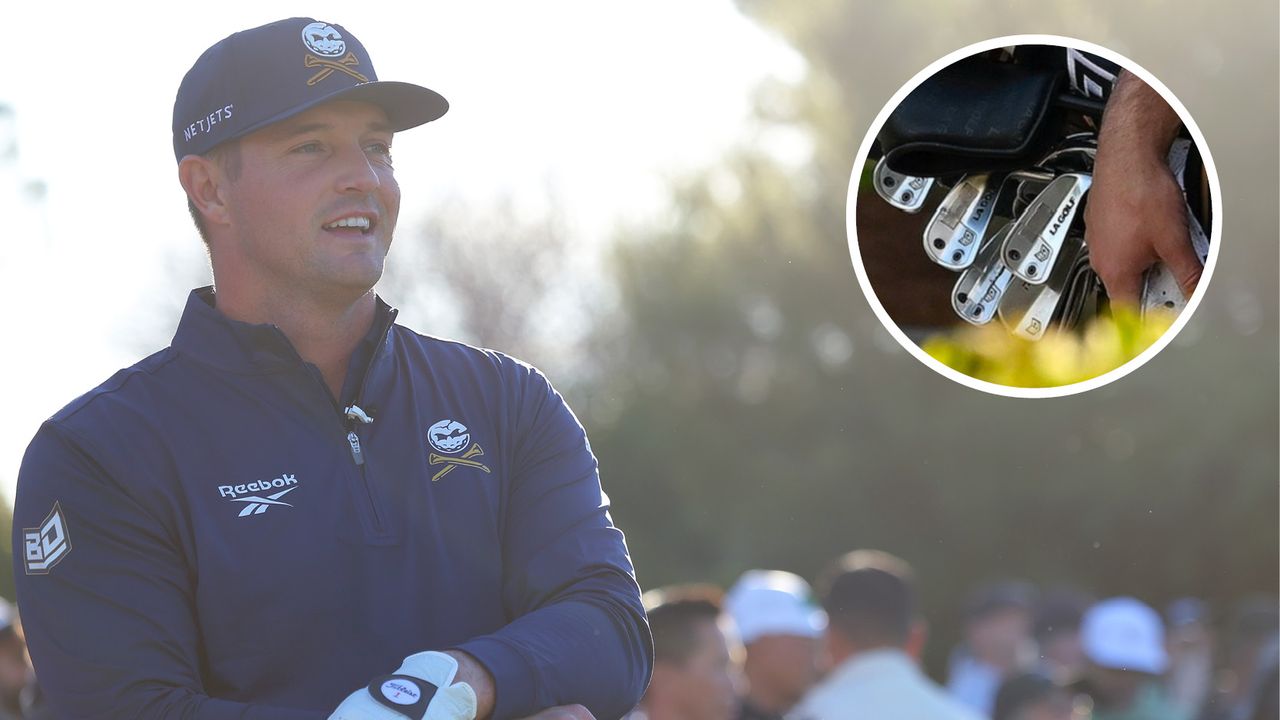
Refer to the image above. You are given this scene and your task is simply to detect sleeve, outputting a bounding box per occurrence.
[453,364,653,719]
[12,422,325,720]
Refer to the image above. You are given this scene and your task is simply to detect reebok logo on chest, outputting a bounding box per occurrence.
[217,473,300,517]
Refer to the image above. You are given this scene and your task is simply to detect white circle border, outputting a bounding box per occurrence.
[845,33,1223,399]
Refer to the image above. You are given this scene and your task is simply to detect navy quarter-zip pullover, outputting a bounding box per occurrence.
[13,287,652,719]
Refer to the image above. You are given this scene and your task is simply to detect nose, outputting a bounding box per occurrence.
[334,144,382,195]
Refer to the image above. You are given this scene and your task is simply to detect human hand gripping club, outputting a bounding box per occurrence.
[1084,69,1202,307]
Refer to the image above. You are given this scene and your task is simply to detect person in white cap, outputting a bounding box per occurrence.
[1078,597,1189,720]
[724,571,826,720]
[787,550,981,720]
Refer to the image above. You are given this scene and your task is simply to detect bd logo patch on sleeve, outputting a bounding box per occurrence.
[24,502,71,575]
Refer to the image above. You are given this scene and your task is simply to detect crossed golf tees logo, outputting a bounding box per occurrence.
[427,419,492,482]
[301,21,369,86]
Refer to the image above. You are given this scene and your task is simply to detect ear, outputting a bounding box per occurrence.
[904,619,928,662]
[178,154,232,231]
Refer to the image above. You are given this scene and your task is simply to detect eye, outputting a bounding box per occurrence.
[366,141,394,163]
[292,141,323,154]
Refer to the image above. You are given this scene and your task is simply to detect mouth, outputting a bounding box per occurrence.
[321,212,379,238]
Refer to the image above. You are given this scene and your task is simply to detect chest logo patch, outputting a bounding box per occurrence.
[427,419,470,453]
[427,417,473,450]
[218,474,300,517]
[427,419,491,482]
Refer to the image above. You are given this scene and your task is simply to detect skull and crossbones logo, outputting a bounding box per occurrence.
[301,22,346,57]
[426,419,491,482]
[299,22,369,86]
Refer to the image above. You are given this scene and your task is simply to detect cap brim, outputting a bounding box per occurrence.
[186,80,448,159]
[331,80,449,132]
[1087,644,1168,674]
[736,610,827,644]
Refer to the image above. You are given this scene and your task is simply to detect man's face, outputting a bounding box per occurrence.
[1039,628,1085,677]
[1085,664,1146,708]
[217,100,399,302]
[660,619,739,720]
[968,606,1033,669]
[746,634,820,704]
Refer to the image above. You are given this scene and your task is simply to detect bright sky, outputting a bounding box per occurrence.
[0,2,803,504]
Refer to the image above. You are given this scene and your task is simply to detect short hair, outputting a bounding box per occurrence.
[964,581,1036,623]
[644,584,724,666]
[818,550,916,647]
[186,139,242,246]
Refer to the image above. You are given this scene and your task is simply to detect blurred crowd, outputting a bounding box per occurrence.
[624,551,1278,720]
[0,554,1275,720]
[0,602,48,720]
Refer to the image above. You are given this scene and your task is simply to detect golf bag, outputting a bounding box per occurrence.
[869,47,1209,339]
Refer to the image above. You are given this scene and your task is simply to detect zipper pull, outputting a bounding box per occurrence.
[347,430,365,466]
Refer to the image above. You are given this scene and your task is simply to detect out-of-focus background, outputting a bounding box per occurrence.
[1,0,1275,711]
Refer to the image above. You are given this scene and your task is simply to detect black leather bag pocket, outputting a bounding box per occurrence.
[878,58,1065,176]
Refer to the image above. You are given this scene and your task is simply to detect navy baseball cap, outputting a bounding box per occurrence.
[172,17,448,162]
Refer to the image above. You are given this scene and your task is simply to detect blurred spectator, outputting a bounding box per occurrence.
[1199,597,1279,720]
[0,602,48,720]
[1243,636,1278,720]
[947,580,1039,716]
[1163,598,1214,717]
[1076,597,1188,720]
[725,570,825,720]
[625,585,742,720]
[787,550,981,720]
[993,672,1091,720]
[1033,587,1095,681]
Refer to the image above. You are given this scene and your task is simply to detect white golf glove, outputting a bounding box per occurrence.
[329,651,478,720]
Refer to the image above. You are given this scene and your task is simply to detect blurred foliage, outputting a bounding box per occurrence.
[572,0,1279,678]
[381,192,595,382]
[384,194,568,357]
[0,511,11,602]
[924,308,1174,387]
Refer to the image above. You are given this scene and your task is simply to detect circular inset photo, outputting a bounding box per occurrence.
[846,35,1220,397]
